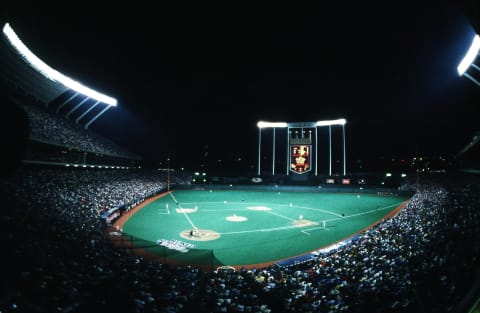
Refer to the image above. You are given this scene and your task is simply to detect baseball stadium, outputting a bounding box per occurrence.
[1,5,480,313]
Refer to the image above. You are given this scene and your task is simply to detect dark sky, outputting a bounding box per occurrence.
[2,1,480,170]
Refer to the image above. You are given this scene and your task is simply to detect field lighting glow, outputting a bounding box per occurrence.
[2,23,117,106]
[257,121,288,128]
[316,118,346,126]
[457,34,480,76]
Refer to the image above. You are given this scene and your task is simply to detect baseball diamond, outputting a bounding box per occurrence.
[114,188,409,269]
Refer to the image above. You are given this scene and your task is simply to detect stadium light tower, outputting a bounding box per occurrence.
[257,121,288,176]
[457,34,480,86]
[316,119,347,176]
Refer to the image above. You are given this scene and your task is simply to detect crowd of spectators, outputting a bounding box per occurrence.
[21,139,140,167]
[1,164,479,313]
[1,87,479,312]
[23,102,140,160]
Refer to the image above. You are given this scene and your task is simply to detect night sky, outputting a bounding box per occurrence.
[2,1,480,170]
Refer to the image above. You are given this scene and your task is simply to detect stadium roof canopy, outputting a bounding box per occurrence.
[0,22,117,129]
[0,23,68,105]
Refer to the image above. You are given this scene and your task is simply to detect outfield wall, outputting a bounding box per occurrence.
[203,171,411,188]
[175,183,414,197]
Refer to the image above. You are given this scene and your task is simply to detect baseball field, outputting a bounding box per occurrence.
[114,188,409,269]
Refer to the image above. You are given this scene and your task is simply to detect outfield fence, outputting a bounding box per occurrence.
[176,183,414,197]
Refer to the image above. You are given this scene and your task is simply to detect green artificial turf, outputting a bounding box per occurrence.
[122,189,408,267]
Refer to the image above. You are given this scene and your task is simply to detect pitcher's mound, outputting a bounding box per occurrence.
[226,215,247,222]
[180,229,220,241]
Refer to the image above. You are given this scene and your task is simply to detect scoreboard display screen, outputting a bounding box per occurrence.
[290,145,311,174]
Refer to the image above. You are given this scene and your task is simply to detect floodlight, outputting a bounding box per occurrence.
[457,34,480,75]
[257,121,288,128]
[316,118,346,127]
[2,23,117,106]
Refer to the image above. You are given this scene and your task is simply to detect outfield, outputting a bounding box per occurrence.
[116,188,409,268]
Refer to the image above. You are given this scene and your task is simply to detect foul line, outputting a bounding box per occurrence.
[291,205,344,218]
[169,192,198,231]
[169,192,179,204]
[165,198,403,237]
[301,202,402,235]
[220,202,403,236]
[264,210,296,221]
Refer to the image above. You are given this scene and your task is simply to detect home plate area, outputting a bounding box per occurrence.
[179,229,220,241]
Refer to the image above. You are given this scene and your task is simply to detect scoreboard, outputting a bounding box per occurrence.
[290,144,311,174]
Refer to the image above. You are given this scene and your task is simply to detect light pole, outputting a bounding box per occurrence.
[167,156,171,191]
